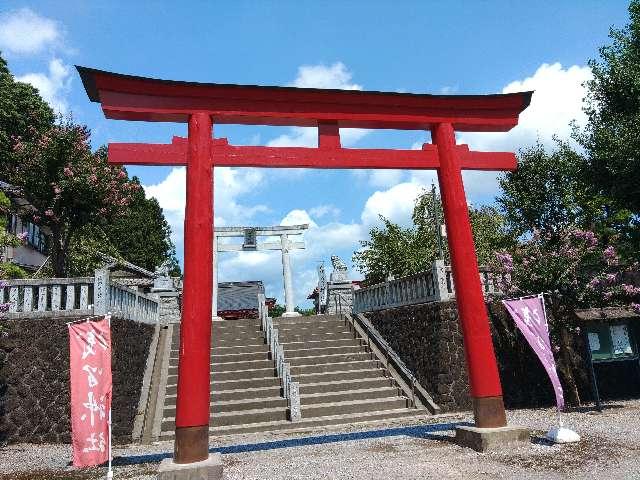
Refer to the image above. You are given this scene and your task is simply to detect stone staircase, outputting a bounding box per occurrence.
[154,314,430,440]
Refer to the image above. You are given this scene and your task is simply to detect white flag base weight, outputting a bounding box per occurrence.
[545,426,580,443]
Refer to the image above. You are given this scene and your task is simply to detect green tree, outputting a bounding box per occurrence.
[580,1,640,215]
[353,189,512,284]
[498,141,638,255]
[0,53,55,183]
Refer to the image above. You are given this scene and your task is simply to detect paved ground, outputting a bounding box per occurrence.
[1,400,640,479]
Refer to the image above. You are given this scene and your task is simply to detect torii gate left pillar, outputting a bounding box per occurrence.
[77,65,533,469]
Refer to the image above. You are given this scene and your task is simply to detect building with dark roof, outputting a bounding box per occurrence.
[217,281,275,320]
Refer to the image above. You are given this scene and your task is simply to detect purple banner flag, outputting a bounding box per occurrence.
[502,295,564,411]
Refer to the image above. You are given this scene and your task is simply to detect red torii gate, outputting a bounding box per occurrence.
[77,66,531,465]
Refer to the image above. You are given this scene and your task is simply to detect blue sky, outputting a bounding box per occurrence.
[0,1,631,306]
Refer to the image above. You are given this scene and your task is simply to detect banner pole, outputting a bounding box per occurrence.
[539,293,568,431]
[107,314,113,480]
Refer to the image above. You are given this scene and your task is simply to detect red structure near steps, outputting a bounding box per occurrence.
[77,65,532,465]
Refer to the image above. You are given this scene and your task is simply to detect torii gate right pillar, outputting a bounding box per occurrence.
[432,122,506,427]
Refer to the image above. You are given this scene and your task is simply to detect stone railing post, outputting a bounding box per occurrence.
[431,260,450,302]
[94,268,110,315]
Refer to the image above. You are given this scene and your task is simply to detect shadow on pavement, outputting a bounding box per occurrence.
[112,421,470,466]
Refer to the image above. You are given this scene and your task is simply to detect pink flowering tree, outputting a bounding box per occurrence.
[493,228,640,312]
[492,228,640,405]
[11,118,137,276]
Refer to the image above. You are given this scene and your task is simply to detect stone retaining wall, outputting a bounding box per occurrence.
[0,317,154,444]
[366,301,640,412]
[366,302,471,412]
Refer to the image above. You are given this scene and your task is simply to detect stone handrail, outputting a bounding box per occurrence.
[444,265,507,297]
[0,277,94,319]
[258,294,301,421]
[107,282,159,324]
[353,260,504,314]
[1,268,160,324]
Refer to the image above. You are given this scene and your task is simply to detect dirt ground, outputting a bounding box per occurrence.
[1,400,639,480]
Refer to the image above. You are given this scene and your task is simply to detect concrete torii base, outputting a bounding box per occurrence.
[281,311,302,317]
[157,454,223,480]
[455,425,530,452]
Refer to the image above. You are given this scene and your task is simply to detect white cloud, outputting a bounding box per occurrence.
[367,170,405,188]
[143,166,269,253]
[290,62,362,90]
[460,62,592,152]
[281,209,317,228]
[360,182,425,227]
[309,204,341,219]
[0,8,61,55]
[16,58,71,114]
[268,62,369,149]
[267,127,316,148]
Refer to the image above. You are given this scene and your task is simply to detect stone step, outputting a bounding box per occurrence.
[300,387,401,405]
[285,344,365,358]
[291,360,378,376]
[170,343,269,357]
[169,350,270,367]
[163,396,287,416]
[168,359,274,375]
[164,385,283,406]
[274,322,345,332]
[283,338,363,351]
[288,353,370,367]
[158,408,428,439]
[211,344,269,355]
[167,366,276,384]
[161,406,289,431]
[294,368,385,384]
[172,331,265,346]
[273,315,342,326]
[301,397,409,418]
[165,376,280,395]
[279,331,356,344]
[276,324,350,336]
[299,377,395,395]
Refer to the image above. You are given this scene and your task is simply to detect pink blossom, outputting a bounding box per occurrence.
[587,278,601,290]
[622,284,640,296]
[17,232,28,242]
[32,215,41,222]
[495,252,514,272]
[89,174,98,183]
[572,229,598,247]
[0,303,8,313]
[63,167,74,177]
[44,209,54,217]
[53,186,61,195]
[603,245,618,265]
[632,303,640,314]
[605,273,617,285]
[117,170,126,179]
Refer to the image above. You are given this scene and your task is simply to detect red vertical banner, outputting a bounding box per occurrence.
[68,316,112,467]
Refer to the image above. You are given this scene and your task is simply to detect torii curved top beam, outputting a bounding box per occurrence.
[76,66,532,132]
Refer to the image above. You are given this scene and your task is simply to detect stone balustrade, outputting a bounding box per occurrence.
[258,294,301,421]
[1,268,160,324]
[0,277,94,318]
[353,260,505,314]
[107,282,160,324]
